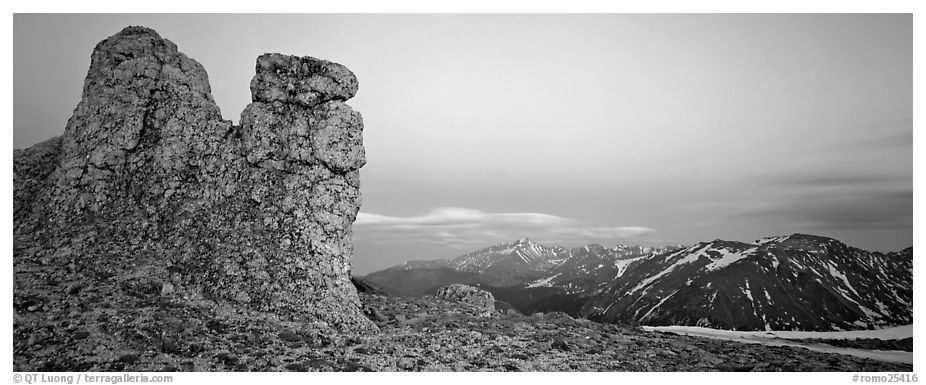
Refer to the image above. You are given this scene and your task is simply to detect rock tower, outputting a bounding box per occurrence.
[14,26,373,331]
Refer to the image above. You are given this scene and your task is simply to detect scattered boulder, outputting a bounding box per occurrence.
[396,357,417,370]
[551,339,571,352]
[434,284,496,317]
[160,282,175,296]
[118,354,139,364]
[278,330,302,342]
[363,306,389,323]
[65,281,86,295]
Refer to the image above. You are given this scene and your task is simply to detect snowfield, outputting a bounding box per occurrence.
[642,325,912,364]
[641,324,912,340]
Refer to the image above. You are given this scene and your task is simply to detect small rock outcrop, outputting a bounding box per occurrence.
[434,284,496,317]
[14,26,372,331]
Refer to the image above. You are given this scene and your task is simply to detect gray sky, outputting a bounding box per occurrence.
[14,14,912,274]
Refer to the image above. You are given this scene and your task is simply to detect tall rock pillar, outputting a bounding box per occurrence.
[14,27,374,332]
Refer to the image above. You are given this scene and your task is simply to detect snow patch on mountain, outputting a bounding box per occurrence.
[629,244,710,294]
[703,247,756,271]
[640,289,679,321]
[829,265,860,297]
[614,256,646,278]
[756,235,790,245]
[527,273,562,288]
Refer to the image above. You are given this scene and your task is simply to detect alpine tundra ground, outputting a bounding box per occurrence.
[13,274,912,372]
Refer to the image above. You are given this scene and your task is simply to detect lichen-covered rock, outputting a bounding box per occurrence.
[13,137,62,218]
[13,26,373,333]
[249,53,359,107]
[434,284,496,317]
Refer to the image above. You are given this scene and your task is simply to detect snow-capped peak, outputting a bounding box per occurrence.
[755,235,790,246]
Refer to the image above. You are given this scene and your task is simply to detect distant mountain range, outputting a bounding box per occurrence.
[363,234,912,331]
[400,238,571,287]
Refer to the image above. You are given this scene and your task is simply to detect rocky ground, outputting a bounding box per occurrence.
[13,264,913,372]
[784,338,913,353]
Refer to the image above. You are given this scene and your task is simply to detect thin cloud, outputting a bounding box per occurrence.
[353,207,655,248]
[355,207,570,227]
